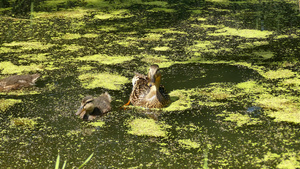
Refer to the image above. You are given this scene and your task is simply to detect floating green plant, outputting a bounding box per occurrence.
[220,111,262,127]
[98,25,118,32]
[19,53,51,61]
[78,65,96,72]
[61,44,84,51]
[0,61,42,74]
[78,72,129,90]
[208,27,273,38]
[10,117,39,129]
[277,153,300,169]
[280,77,300,90]
[0,47,21,54]
[166,83,235,111]
[237,41,269,49]
[236,80,267,94]
[150,28,188,35]
[61,33,81,40]
[203,87,233,100]
[142,1,168,7]
[140,54,178,68]
[262,69,295,79]
[82,34,98,38]
[127,118,169,137]
[141,33,163,41]
[76,54,133,65]
[256,152,300,169]
[33,8,89,18]
[178,139,200,149]
[159,147,171,156]
[116,37,139,47]
[164,89,193,112]
[0,99,22,111]
[66,130,82,137]
[148,8,176,13]
[3,41,54,50]
[187,40,214,52]
[274,34,298,40]
[94,9,133,20]
[253,51,274,59]
[88,121,105,127]
[256,95,300,123]
[152,46,171,51]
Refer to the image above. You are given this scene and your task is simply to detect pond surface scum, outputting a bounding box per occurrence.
[0,0,300,168]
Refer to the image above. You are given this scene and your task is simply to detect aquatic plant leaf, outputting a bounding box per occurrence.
[78,153,94,169]
[55,154,60,169]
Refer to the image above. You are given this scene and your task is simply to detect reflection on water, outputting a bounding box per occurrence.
[163,63,260,91]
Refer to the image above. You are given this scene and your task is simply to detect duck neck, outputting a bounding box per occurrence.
[146,85,161,101]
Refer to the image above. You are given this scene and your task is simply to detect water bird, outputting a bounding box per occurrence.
[76,92,112,121]
[0,74,40,92]
[123,64,170,108]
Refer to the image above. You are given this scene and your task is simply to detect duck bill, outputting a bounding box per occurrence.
[148,75,156,87]
[75,106,84,116]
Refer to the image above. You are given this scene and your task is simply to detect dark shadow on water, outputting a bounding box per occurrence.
[162,63,262,91]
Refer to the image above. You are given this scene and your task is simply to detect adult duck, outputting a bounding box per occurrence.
[0,74,40,92]
[124,64,170,108]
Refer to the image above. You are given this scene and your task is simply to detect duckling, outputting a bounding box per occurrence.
[76,92,112,121]
[123,64,170,108]
[0,74,40,92]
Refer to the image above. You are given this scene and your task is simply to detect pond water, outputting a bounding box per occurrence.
[1,63,262,168]
[1,0,300,168]
[1,62,297,168]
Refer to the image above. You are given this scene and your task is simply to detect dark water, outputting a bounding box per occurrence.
[0,58,298,166]
[0,63,293,168]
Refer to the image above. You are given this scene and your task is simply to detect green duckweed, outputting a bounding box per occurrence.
[78,72,129,90]
[127,118,169,137]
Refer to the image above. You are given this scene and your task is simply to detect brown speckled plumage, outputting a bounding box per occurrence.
[0,74,40,92]
[76,92,112,121]
[129,65,170,108]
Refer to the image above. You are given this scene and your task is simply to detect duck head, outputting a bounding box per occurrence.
[76,96,95,119]
[147,64,161,89]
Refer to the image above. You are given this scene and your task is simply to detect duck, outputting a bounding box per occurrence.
[123,64,170,108]
[0,74,40,92]
[76,92,112,121]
